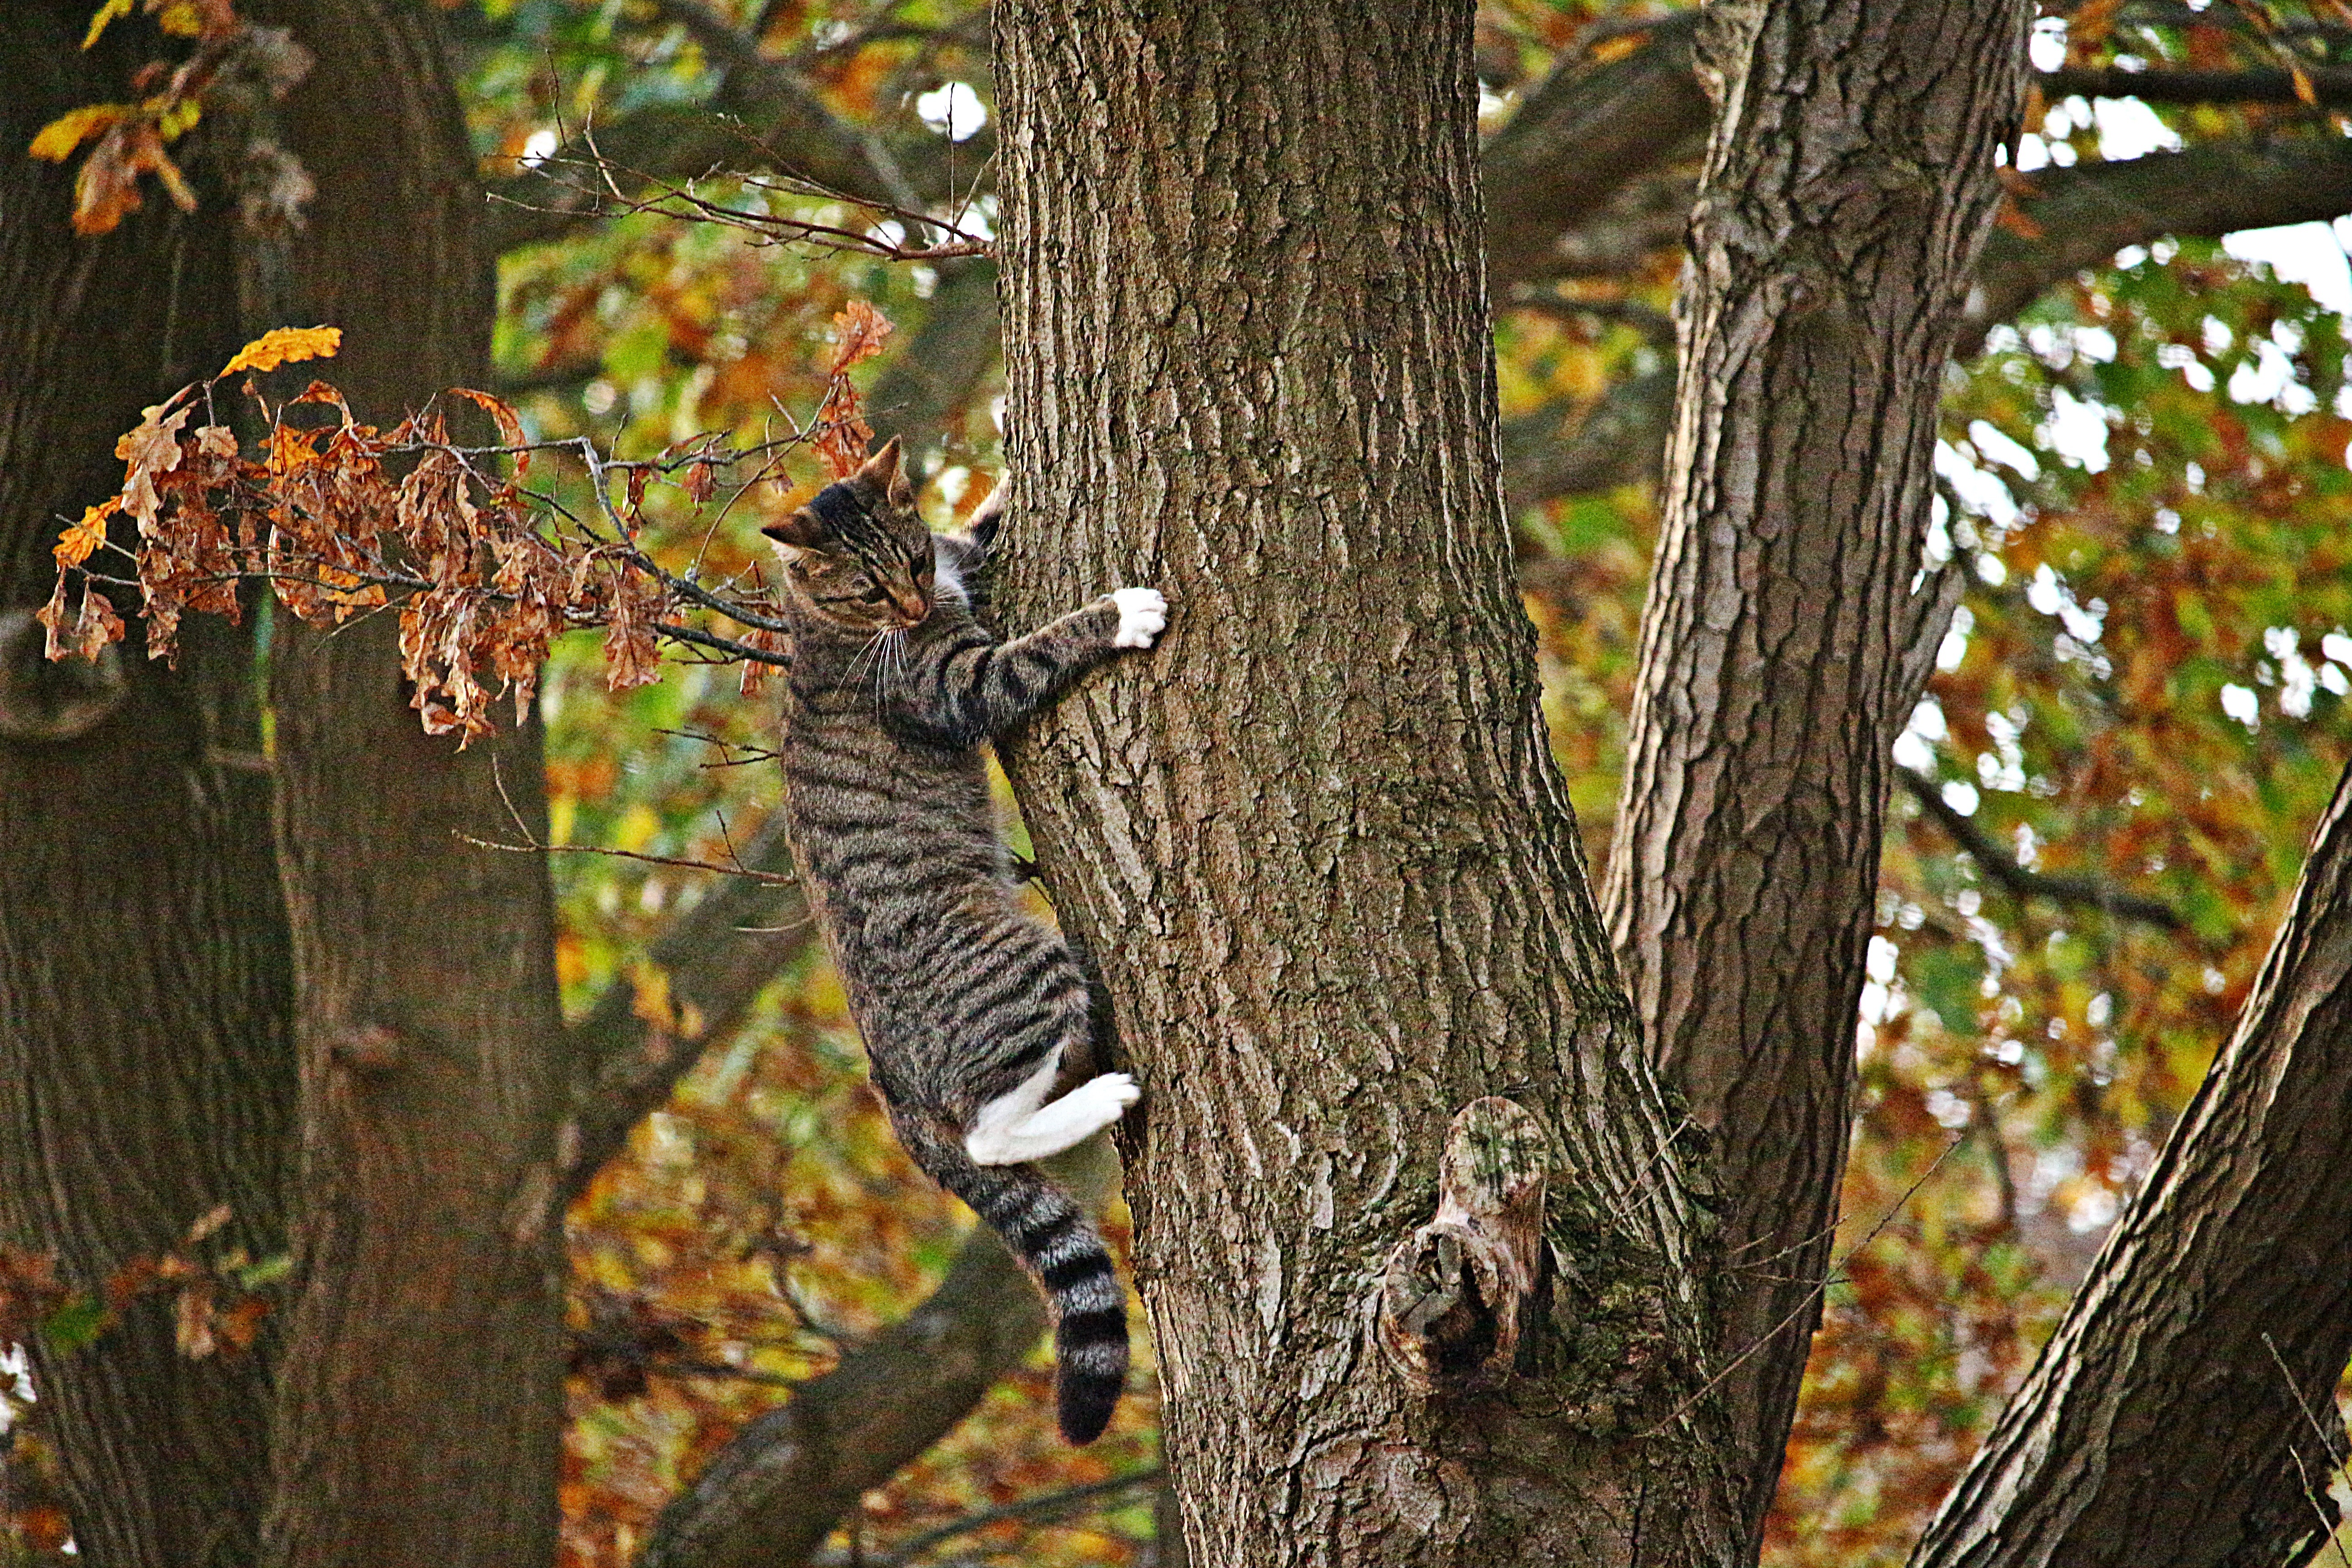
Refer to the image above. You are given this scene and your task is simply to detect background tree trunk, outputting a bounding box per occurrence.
[992,3,1726,1563]
[252,5,568,1564]
[1599,0,2029,1547]
[0,9,294,1564]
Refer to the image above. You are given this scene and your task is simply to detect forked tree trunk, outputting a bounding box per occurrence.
[1601,0,2029,1548]
[992,3,1729,1563]
[1911,761,2352,1568]
[0,9,294,1564]
[253,4,568,1564]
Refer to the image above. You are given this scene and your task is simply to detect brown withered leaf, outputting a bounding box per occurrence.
[216,1294,270,1352]
[194,423,239,461]
[174,1280,217,1358]
[117,402,190,530]
[70,585,127,661]
[34,576,73,661]
[449,387,531,482]
[603,566,665,693]
[828,299,894,375]
[684,461,716,505]
[737,626,792,696]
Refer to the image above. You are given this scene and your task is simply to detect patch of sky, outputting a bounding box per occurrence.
[2037,385,2113,472]
[916,81,987,142]
[2265,626,2320,718]
[2220,681,2260,728]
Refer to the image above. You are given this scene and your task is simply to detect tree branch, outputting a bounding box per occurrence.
[559,812,813,1202]
[1481,11,1710,287]
[1911,760,2352,1567]
[876,1465,1162,1566]
[2040,64,2352,109]
[1964,135,2352,355]
[1899,770,2190,933]
[1504,136,2352,510]
[632,1141,1119,1568]
[484,14,921,255]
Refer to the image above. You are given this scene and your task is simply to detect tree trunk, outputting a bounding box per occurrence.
[252,5,568,1564]
[0,9,294,1564]
[1911,761,2352,1568]
[1599,0,2029,1547]
[991,3,1727,1563]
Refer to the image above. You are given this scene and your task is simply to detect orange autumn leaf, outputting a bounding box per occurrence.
[115,402,189,529]
[54,498,121,568]
[219,324,342,378]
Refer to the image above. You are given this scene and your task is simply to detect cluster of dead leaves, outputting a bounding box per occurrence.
[30,1,313,236]
[0,1204,279,1367]
[47,310,895,740]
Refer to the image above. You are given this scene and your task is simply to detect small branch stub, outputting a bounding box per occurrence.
[1377,1096,1552,1394]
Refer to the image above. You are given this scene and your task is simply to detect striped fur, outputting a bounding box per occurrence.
[763,440,1163,1444]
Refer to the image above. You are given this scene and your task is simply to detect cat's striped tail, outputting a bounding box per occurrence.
[899,1118,1129,1443]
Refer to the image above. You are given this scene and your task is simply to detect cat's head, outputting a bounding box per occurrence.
[762,436,937,630]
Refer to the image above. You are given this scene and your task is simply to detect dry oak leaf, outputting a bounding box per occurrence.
[116,402,190,529]
[54,498,121,568]
[220,323,341,377]
[449,386,531,481]
[828,299,894,375]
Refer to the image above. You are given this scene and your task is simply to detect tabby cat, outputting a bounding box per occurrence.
[762,436,1167,1444]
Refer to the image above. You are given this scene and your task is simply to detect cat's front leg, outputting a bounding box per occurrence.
[900,587,1169,745]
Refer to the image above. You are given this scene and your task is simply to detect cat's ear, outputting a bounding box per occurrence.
[858,435,915,509]
[761,506,828,549]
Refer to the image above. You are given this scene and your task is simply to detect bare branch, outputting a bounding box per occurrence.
[871,1468,1164,1565]
[2040,63,2352,108]
[1899,771,2191,933]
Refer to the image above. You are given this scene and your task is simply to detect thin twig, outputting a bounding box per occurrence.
[1638,1134,1967,1439]
[881,1469,1166,1565]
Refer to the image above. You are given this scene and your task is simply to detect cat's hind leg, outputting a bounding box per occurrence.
[965,1054,1140,1166]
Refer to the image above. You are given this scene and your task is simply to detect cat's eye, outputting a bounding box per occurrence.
[856,582,890,603]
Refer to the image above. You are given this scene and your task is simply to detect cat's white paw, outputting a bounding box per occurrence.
[1079,1071,1142,1112]
[1109,588,1167,649]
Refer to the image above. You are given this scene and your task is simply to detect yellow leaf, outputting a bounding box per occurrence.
[54,499,120,568]
[29,102,128,162]
[156,0,203,36]
[80,0,132,49]
[219,325,342,378]
[154,96,201,141]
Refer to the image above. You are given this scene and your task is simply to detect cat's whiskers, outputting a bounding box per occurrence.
[843,626,892,691]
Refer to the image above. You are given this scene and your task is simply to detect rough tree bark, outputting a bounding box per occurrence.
[249,5,569,1565]
[1598,0,2030,1551]
[0,9,294,1566]
[991,3,1725,1564]
[1911,760,2352,1568]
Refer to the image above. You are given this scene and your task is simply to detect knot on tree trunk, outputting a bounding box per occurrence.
[1375,1096,1553,1394]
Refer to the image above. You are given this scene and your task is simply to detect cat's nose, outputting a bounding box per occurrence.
[891,589,931,626]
